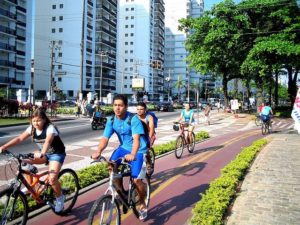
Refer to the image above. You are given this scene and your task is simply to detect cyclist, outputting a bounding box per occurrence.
[91,94,148,220]
[136,102,155,174]
[261,102,273,127]
[176,102,195,144]
[204,103,211,125]
[92,104,105,123]
[0,108,66,213]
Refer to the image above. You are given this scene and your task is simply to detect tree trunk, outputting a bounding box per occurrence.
[274,70,279,106]
[287,66,298,109]
[222,75,229,108]
[255,75,264,113]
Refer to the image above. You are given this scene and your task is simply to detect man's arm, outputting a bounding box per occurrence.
[148,115,155,138]
[125,134,140,161]
[91,137,109,159]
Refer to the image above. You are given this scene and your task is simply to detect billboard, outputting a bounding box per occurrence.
[132,78,144,89]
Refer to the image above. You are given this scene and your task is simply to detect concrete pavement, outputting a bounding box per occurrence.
[226,132,300,225]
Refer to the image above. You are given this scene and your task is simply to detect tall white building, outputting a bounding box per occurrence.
[116,0,165,101]
[0,0,32,99]
[164,0,204,101]
[34,0,117,100]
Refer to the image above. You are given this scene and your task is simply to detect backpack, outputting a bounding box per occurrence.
[146,111,158,128]
[111,112,154,147]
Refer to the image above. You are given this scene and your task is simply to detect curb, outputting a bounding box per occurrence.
[0,118,75,128]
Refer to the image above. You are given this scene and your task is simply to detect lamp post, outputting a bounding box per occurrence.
[99,51,108,102]
[165,69,173,102]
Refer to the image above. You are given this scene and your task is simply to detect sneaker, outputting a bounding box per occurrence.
[139,208,148,221]
[55,194,65,213]
[21,187,29,195]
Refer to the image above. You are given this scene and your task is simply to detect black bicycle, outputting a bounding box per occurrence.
[0,151,80,225]
[88,157,151,225]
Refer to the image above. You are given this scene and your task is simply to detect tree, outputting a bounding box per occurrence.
[174,75,185,101]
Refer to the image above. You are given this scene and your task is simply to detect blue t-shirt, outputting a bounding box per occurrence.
[261,106,272,116]
[181,109,195,123]
[103,112,148,153]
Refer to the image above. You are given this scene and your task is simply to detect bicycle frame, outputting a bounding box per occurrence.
[179,123,191,145]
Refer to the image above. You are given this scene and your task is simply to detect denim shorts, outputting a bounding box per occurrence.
[45,153,66,164]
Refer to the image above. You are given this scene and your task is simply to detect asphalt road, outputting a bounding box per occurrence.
[0,111,180,154]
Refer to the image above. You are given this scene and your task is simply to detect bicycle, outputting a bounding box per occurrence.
[146,147,155,177]
[88,156,151,225]
[255,115,262,126]
[173,122,196,159]
[0,150,80,225]
[261,118,272,135]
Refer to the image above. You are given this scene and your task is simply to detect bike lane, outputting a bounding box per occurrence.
[28,128,263,225]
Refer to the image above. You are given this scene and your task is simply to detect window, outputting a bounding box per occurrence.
[125,68,128,71]
[125,8,129,11]
[58,65,62,70]
[130,42,133,45]
[125,16,129,20]
[131,16,134,19]
[125,85,127,88]
[130,67,133,71]
[60,4,63,8]
[58,40,63,45]
[52,5,56,9]
[52,28,55,33]
[58,77,62,82]
[130,59,133,62]
[130,50,133,53]
[52,16,56,21]
[59,28,63,32]
[130,33,134,36]
[58,52,62,57]
[59,16,63,21]
[125,33,128,37]
[131,8,134,11]
[125,42,128,45]
[131,25,134,28]
[125,59,128,62]
[125,25,128,28]
[124,76,127,79]
[125,50,128,54]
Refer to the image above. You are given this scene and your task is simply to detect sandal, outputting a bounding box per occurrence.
[139,208,148,221]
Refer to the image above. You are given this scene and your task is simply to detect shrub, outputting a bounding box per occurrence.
[191,138,267,225]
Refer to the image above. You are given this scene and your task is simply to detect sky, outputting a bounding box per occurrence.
[205,0,241,11]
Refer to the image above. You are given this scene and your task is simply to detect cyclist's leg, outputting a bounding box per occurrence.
[110,147,128,193]
[188,125,195,143]
[47,154,66,197]
[131,153,146,210]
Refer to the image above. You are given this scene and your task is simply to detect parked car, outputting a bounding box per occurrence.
[157,101,174,112]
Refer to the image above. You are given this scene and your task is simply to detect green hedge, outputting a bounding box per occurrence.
[191,138,267,225]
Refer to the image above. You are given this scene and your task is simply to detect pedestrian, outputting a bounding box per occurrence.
[204,103,211,125]
[216,101,221,113]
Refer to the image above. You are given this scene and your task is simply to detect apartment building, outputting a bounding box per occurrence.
[164,0,204,101]
[0,0,32,99]
[34,0,117,100]
[116,0,165,101]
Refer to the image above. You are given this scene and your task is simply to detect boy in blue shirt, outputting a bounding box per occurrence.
[91,94,148,220]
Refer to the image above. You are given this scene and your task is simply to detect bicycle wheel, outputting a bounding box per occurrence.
[0,189,28,225]
[255,117,261,126]
[130,177,151,218]
[175,136,184,159]
[87,195,120,225]
[146,148,155,177]
[50,168,80,215]
[261,123,267,135]
[188,132,196,153]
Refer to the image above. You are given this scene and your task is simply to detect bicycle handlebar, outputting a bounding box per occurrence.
[91,156,134,166]
[1,150,34,161]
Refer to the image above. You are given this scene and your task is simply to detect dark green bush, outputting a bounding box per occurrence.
[191,139,267,225]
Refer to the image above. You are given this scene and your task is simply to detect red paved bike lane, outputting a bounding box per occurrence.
[28,128,262,225]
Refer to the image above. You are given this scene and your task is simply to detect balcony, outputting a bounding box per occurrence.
[0,25,16,36]
[101,39,116,48]
[17,21,26,27]
[86,47,92,53]
[16,50,25,56]
[16,6,26,13]
[86,60,92,65]
[5,0,17,5]
[87,36,92,41]
[17,35,25,41]
[16,65,25,70]
[86,84,92,89]
[96,26,116,37]
[102,17,116,27]
[0,60,15,67]
[0,42,16,51]
[0,76,9,84]
[87,24,93,30]
[102,5,117,17]
[86,72,92,77]
[87,0,93,7]
[109,0,117,8]
[87,11,93,18]
[0,8,17,20]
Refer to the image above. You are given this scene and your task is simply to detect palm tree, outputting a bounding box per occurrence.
[190,81,199,101]
[174,75,185,101]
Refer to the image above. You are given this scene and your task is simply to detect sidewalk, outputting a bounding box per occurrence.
[226,132,300,225]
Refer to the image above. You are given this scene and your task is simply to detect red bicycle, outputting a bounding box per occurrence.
[173,122,195,159]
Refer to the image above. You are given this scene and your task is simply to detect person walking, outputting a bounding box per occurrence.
[204,103,211,125]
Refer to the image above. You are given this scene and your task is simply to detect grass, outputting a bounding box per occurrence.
[0,118,30,126]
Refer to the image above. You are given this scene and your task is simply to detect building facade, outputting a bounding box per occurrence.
[34,0,117,101]
[116,0,165,101]
[164,0,204,101]
[0,0,32,99]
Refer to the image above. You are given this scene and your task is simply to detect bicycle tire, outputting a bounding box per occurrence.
[91,124,97,130]
[50,168,80,215]
[146,148,155,177]
[175,136,184,159]
[188,132,196,153]
[0,189,28,225]
[261,123,267,135]
[130,177,151,219]
[87,195,120,225]
[255,117,261,126]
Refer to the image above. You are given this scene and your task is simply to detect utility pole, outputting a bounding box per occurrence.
[99,51,108,102]
[79,0,85,101]
[187,72,190,102]
[166,69,173,102]
[49,40,55,117]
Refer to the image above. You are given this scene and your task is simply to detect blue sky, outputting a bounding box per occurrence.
[204,0,241,11]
